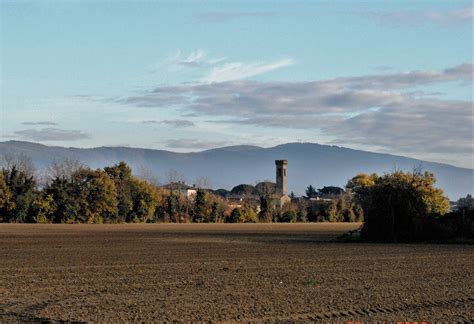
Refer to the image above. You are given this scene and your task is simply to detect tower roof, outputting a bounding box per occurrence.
[275,159,287,165]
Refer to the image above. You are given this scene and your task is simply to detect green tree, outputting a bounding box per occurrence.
[258,194,274,222]
[193,189,208,222]
[231,184,256,196]
[128,179,160,223]
[305,185,317,198]
[46,176,79,223]
[457,194,474,210]
[318,186,344,197]
[227,208,241,223]
[104,161,132,181]
[165,194,180,222]
[105,162,134,222]
[210,202,220,222]
[2,166,37,222]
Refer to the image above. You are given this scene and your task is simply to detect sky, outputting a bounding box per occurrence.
[1,0,473,168]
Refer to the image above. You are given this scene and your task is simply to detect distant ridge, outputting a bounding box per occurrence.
[0,141,472,199]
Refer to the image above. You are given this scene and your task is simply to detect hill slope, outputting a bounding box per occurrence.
[0,141,472,199]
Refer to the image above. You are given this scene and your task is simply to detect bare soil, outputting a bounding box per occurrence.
[0,223,472,322]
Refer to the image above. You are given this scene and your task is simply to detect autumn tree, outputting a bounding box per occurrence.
[29,193,56,223]
[47,167,118,223]
[296,200,308,222]
[347,170,450,241]
[240,205,258,223]
[327,200,339,222]
[278,202,298,222]
[73,168,118,223]
[345,172,378,213]
[0,172,14,220]
[207,194,227,222]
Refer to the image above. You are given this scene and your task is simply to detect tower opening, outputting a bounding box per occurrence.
[275,160,287,195]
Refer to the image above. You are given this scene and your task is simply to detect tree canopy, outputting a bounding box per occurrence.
[347,170,450,241]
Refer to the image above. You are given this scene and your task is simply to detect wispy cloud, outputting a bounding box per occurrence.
[142,119,195,128]
[177,49,206,67]
[150,49,293,83]
[202,58,295,83]
[352,6,473,27]
[161,119,195,128]
[13,128,90,141]
[150,49,226,74]
[21,121,58,126]
[195,11,275,23]
[164,139,229,150]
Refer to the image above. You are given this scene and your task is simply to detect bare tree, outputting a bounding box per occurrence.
[136,164,160,185]
[0,153,36,177]
[166,169,186,192]
[255,180,275,196]
[194,176,211,189]
[48,159,84,180]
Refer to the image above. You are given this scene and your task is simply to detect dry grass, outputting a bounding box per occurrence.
[1,223,473,322]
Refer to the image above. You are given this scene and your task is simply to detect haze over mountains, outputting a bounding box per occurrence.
[0,141,472,200]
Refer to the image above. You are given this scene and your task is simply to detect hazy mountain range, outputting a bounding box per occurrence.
[0,141,472,200]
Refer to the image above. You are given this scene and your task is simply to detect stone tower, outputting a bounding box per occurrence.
[275,160,287,195]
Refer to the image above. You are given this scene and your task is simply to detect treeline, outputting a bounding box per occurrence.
[1,156,472,242]
[0,160,223,223]
[0,158,364,224]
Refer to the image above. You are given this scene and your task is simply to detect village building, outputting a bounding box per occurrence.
[160,160,292,209]
[160,182,197,199]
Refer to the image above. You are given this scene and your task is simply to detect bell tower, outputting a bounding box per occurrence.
[275,160,287,195]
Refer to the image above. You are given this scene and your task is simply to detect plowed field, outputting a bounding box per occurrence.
[1,223,472,322]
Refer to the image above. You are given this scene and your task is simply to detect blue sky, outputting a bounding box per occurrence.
[1,0,472,168]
